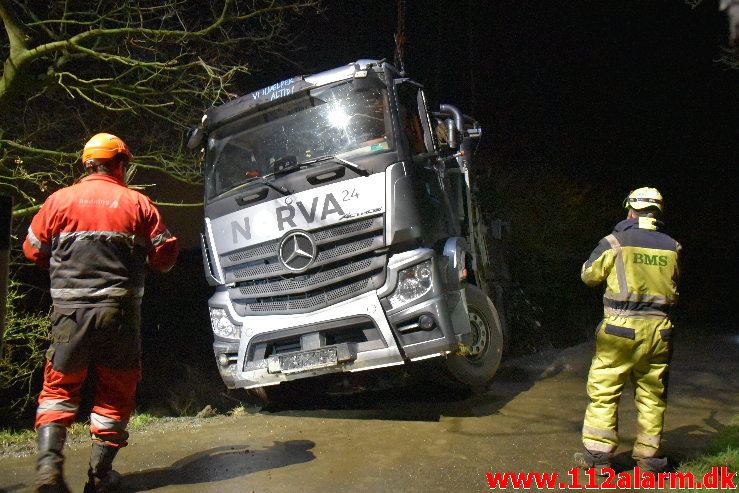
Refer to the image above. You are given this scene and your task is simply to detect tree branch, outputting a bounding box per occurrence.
[0,139,78,158]
[0,0,26,56]
[0,0,28,101]
[11,204,41,218]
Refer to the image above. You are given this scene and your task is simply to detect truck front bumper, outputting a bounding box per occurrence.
[210,250,464,389]
[218,290,404,389]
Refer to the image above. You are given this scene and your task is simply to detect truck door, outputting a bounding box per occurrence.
[395,82,459,245]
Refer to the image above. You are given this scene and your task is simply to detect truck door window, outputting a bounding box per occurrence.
[396,83,427,156]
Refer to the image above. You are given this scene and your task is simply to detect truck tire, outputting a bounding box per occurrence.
[246,387,276,406]
[441,284,504,390]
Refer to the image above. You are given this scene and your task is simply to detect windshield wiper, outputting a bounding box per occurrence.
[271,155,307,177]
[301,155,369,176]
[241,175,291,195]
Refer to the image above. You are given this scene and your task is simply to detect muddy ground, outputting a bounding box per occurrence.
[1,330,736,492]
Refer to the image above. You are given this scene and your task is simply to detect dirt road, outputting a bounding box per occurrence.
[1,331,736,492]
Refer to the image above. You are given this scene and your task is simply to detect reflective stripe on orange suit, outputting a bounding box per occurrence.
[23,174,178,302]
[35,362,140,446]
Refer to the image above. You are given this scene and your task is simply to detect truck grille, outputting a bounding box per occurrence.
[247,278,370,312]
[222,215,386,315]
[238,258,374,296]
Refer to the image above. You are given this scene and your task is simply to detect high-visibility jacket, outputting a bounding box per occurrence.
[581,217,681,328]
[580,216,681,460]
[23,174,179,305]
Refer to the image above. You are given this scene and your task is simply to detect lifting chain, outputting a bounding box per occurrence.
[394,0,407,74]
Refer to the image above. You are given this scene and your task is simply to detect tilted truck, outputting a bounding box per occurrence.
[190,59,505,399]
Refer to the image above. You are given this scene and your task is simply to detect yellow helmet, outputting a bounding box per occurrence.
[624,187,663,212]
[82,133,133,166]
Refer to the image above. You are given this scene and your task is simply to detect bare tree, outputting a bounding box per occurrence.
[1,0,321,219]
[0,0,321,417]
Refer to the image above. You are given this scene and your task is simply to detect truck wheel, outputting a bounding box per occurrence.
[442,284,504,390]
[246,387,276,406]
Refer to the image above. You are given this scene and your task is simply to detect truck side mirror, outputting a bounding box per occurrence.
[434,119,459,150]
[445,119,458,149]
[187,127,205,150]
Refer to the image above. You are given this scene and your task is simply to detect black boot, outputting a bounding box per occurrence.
[574,449,612,477]
[636,456,669,474]
[83,441,122,493]
[35,423,71,493]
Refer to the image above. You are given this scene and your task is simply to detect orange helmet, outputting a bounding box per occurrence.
[82,133,133,166]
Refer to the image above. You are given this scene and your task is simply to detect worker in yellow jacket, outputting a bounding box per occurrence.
[575,187,681,474]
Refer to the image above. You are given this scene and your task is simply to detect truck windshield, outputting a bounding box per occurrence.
[205,81,391,199]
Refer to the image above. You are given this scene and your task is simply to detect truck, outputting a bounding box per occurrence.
[190,59,506,400]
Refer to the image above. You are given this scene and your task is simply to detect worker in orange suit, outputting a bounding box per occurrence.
[23,133,179,492]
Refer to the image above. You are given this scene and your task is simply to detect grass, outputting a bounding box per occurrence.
[671,414,738,492]
[128,412,157,429]
[228,405,249,417]
[0,427,35,448]
[0,412,164,451]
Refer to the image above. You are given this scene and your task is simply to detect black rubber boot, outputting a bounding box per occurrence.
[636,456,669,474]
[35,423,71,493]
[83,441,122,493]
[574,449,612,477]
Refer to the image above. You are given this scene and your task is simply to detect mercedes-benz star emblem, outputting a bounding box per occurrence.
[278,231,317,272]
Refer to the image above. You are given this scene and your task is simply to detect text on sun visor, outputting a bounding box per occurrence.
[253,78,297,101]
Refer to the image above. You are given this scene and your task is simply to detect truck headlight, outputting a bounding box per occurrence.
[387,260,433,309]
[209,307,241,340]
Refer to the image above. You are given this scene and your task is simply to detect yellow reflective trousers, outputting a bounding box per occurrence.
[583,318,672,458]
